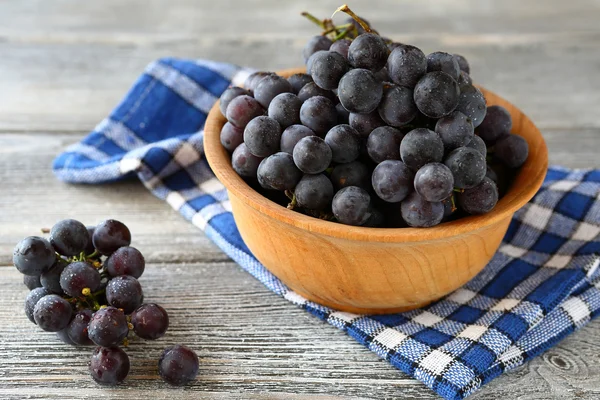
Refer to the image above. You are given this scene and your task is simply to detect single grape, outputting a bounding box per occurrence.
[106,275,143,314]
[254,74,293,109]
[297,82,336,103]
[494,134,529,168]
[88,307,129,347]
[331,161,371,191]
[310,51,349,90]
[324,124,361,164]
[401,192,445,228]
[257,152,302,191]
[287,73,313,94]
[90,346,130,385]
[414,163,454,202]
[303,35,333,63]
[40,259,67,294]
[377,85,417,127]
[329,39,351,59]
[33,294,73,332]
[456,84,487,128]
[400,128,444,171]
[25,287,50,323]
[435,111,474,151]
[306,50,328,78]
[225,95,264,128]
[244,71,274,94]
[414,71,460,118]
[458,177,499,214]
[13,236,55,276]
[231,143,263,178]
[371,160,414,203]
[454,54,470,74]
[338,69,383,114]
[332,186,372,226]
[476,105,512,143]
[158,345,199,386]
[24,275,42,290]
[50,219,89,256]
[56,329,75,345]
[84,226,96,256]
[426,52,460,80]
[131,303,169,340]
[60,261,101,297]
[336,103,350,124]
[220,122,244,152]
[294,174,334,211]
[219,87,249,117]
[292,136,332,174]
[280,125,315,154]
[66,309,93,346]
[267,93,302,128]
[349,111,385,138]
[367,126,404,163]
[387,44,428,88]
[243,116,282,158]
[347,33,389,72]
[466,135,487,157]
[92,220,131,256]
[444,147,487,189]
[457,71,472,86]
[299,96,337,135]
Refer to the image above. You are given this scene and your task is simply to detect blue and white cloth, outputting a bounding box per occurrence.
[53,58,600,399]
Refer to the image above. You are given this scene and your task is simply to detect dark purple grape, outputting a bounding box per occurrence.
[84,226,96,256]
[60,261,101,297]
[414,163,454,202]
[324,124,361,164]
[306,50,328,78]
[494,134,529,168]
[367,126,404,163]
[220,122,244,152]
[454,54,470,74]
[267,93,302,128]
[347,33,389,72]
[225,95,264,128]
[243,116,282,158]
[244,71,274,94]
[456,85,486,128]
[414,71,460,118]
[66,309,93,345]
[338,69,383,114]
[159,345,199,386]
[371,160,413,203]
[486,166,499,184]
[33,294,72,332]
[13,236,55,276]
[257,152,302,191]
[303,35,333,63]
[331,161,371,191]
[457,71,472,86]
[299,96,337,135]
[476,105,512,143]
[297,82,336,103]
[426,52,460,80]
[23,275,42,290]
[336,103,350,124]
[131,303,169,340]
[310,51,349,90]
[106,275,143,314]
[458,177,498,214]
[90,346,130,385]
[232,143,263,178]
[466,135,487,157]
[294,174,334,211]
[292,136,332,174]
[332,186,372,226]
[377,85,417,127]
[349,111,385,138]
[254,75,293,109]
[25,287,50,323]
[387,44,428,88]
[219,87,249,117]
[56,329,75,345]
[401,192,444,228]
[50,219,89,256]
[329,39,351,59]
[92,220,131,256]
[40,259,67,294]
[280,125,314,154]
[400,128,444,171]
[435,111,474,151]
[88,307,129,347]
[287,73,313,94]
[444,147,487,189]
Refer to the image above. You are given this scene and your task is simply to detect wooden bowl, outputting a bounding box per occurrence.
[204,67,548,314]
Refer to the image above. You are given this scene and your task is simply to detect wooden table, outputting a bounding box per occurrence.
[1,1,599,398]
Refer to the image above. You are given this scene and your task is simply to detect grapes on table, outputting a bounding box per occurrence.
[90,346,130,385]
[158,345,199,386]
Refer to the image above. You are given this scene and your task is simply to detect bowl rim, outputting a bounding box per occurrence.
[204,67,549,243]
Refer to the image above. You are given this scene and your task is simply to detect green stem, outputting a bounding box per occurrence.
[301,12,326,29]
[322,22,352,36]
[86,250,100,259]
[333,25,355,41]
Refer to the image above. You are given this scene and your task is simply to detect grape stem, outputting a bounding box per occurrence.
[450,195,458,212]
[453,188,465,193]
[301,12,326,29]
[322,22,352,36]
[332,4,372,33]
[286,191,298,210]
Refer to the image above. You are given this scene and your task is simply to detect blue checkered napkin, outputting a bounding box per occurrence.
[53,58,600,399]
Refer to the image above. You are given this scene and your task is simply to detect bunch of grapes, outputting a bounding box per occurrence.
[219,5,529,228]
[14,219,199,386]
